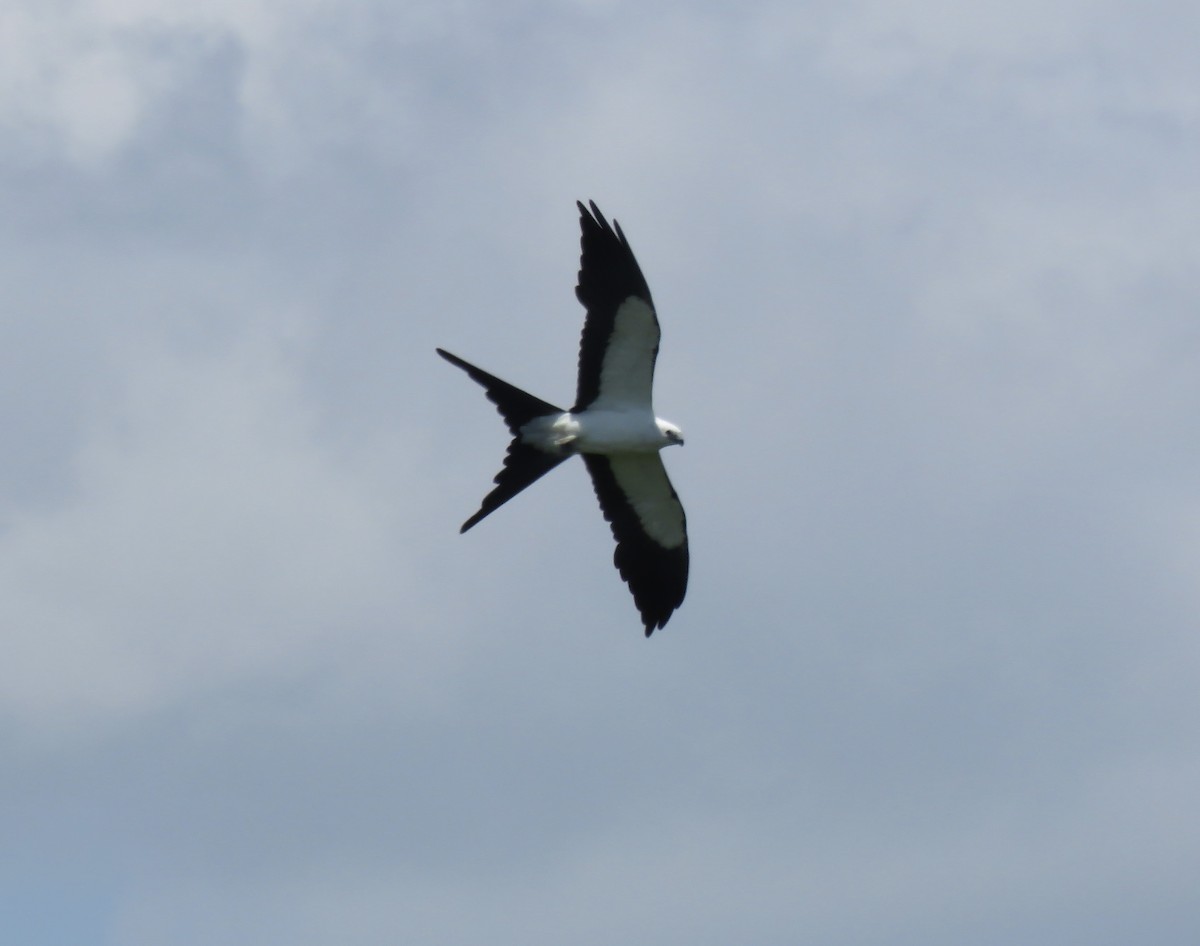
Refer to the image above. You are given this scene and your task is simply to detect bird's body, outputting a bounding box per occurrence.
[521,409,681,456]
[437,201,688,635]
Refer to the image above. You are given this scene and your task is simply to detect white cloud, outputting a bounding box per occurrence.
[0,327,419,732]
[0,0,398,167]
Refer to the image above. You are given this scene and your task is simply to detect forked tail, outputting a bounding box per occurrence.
[436,348,568,532]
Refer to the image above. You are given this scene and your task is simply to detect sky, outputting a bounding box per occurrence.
[2,0,1199,943]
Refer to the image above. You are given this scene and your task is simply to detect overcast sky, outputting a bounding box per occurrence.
[3,1,1199,943]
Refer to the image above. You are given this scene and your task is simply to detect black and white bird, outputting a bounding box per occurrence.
[437,200,687,635]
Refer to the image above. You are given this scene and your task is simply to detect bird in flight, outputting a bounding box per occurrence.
[437,200,688,635]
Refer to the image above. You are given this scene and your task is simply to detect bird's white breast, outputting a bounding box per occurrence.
[521,410,667,455]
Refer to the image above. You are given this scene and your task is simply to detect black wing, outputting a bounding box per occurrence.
[584,454,688,635]
[573,201,660,412]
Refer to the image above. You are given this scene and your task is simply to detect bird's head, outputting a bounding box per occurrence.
[657,419,685,447]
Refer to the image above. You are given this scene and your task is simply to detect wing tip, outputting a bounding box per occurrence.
[578,199,613,231]
[641,608,677,637]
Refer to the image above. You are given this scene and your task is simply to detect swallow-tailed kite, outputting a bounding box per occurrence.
[437,200,687,635]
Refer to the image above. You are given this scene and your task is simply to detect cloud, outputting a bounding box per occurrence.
[0,2,229,166]
[0,0,368,167]
[4,1,1200,943]
[0,326,420,731]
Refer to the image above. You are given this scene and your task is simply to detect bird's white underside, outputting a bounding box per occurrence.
[519,410,685,549]
[519,289,677,456]
[515,293,684,549]
[522,410,670,454]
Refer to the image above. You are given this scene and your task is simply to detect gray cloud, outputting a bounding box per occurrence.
[2,1,1199,943]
